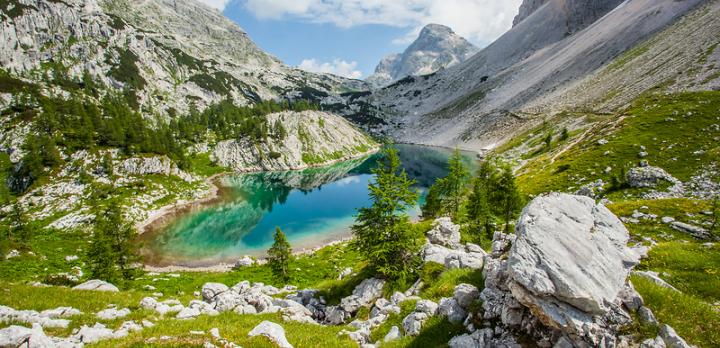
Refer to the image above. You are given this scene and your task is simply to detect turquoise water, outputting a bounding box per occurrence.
[141,144,477,266]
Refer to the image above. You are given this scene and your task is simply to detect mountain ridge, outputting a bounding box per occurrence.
[366,23,478,88]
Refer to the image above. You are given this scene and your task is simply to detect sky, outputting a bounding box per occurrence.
[198,0,523,79]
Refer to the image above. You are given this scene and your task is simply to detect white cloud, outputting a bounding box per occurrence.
[298,59,363,79]
[241,0,523,46]
[197,0,231,11]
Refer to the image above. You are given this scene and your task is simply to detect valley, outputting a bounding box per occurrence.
[0,0,719,347]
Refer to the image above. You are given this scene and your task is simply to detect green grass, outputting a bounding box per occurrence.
[632,275,720,347]
[515,92,720,196]
[419,266,483,301]
[186,153,226,177]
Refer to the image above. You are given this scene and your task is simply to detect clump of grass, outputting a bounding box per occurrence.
[632,275,720,347]
[420,266,483,301]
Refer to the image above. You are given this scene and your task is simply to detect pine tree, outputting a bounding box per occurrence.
[444,149,470,217]
[467,160,496,239]
[493,166,523,233]
[352,147,420,280]
[268,227,292,283]
[10,203,33,249]
[87,201,140,283]
[421,178,445,219]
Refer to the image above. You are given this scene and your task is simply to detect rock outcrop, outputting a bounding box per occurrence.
[211,110,377,172]
[477,193,642,347]
[421,217,486,270]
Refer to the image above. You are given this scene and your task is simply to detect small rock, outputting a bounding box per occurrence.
[73,279,119,292]
[638,306,658,325]
[65,255,79,262]
[96,308,131,320]
[248,321,293,348]
[659,324,691,348]
[384,326,401,342]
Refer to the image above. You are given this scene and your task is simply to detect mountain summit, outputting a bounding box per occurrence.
[366,24,478,88]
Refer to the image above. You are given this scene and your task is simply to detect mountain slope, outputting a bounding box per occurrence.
[366,0,711,151]
[0,0,368,115]
[365,24,478,88]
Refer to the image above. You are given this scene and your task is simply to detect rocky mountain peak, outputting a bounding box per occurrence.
[366,23,478,88]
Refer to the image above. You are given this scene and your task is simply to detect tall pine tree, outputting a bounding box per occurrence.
[493,166,522,233]
[268,227,292,283]
[352,147,420,280]
[467,160,497,239]
[87,200,140,283]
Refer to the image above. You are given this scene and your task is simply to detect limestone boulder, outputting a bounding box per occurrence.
[507,193,640,331]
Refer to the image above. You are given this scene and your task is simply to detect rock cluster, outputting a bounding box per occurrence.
[422,218,487,270]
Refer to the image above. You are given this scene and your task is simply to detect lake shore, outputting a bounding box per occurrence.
[135,146,381,236]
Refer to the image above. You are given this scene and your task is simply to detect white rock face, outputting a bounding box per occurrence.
[119,156,194,182]
[508,193,640,329]
[366,24,478,87]
[627,166,681,188]
[212,110,376,172]
[72,279,119,292]
[248,321,293,348]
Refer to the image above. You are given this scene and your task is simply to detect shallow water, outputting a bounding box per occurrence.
[140,144,477,266]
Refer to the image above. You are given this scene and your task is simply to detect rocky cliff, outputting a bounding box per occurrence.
[0,0,367,114]
[211,110,377,172]
[366,24,478,88]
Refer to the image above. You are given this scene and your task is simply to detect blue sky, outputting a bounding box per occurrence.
[200,0,522,79]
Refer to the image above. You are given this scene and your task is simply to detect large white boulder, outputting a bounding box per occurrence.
[248,321,293,348]
[72,279,119,292]
[507,193,640,332]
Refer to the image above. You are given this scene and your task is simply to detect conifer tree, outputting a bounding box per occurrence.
[352,147,420,280]
[10,203,33,249]
[467,160,497,238]
[493,166,523,233]
[268,227,292,282]
[444,149,470,216]
[87,200,140,283]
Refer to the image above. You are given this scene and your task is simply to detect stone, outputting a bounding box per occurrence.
[427,217,462,248]
[281,305,316,324]
[633,271,680,292]
[422,243,453,264]
[64,255,79,262]
[201,282,229,301]
[248,321,293,348]
[661,216,675,223]
[96,307,131,320]
[73,279,119,292]
[340,278,386,313]
[338,267,353,280]
[641,336,667,348]
[384,326,401,342]
[627,166,680,188]
[324,306,349,325]
[448,333,481,348]
[39,307,82,318]
[176,307,201,320]
[670,221,710,239]
[75,323,116,343]
[453,283,480,309]
[0,323,53,348]
[638,306,658,325]
[402,312,428,336]
[235,255,255,267]
[659,324,691,348]
[415,300,438,315]
[5,249,20,259]
[507,193,639,331]
[438,297,467,324]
